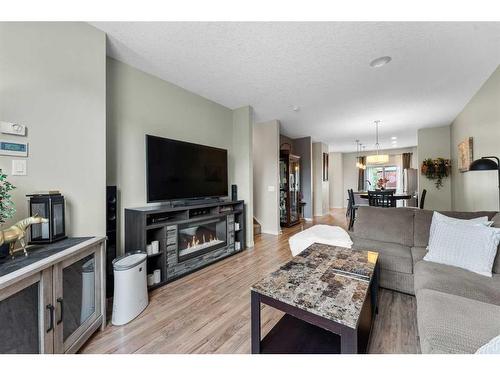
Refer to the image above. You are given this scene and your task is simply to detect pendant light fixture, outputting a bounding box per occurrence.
[366,120,389,164]
[360,144,366,170]
[355,140,362,169]
[355,140,366,170]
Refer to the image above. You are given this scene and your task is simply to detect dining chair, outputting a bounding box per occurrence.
[346,189,353,218]
[348,189,368,230]
[419,189,427,209]
[368,190,395,208]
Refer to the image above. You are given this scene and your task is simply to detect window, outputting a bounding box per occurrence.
[366,165,399,190]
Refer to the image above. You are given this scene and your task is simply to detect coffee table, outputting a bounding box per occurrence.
[251,244,379,354]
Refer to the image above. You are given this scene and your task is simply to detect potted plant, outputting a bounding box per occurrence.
[0,170,16,258]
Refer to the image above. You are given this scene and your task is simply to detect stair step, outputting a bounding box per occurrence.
[253,219,261,236]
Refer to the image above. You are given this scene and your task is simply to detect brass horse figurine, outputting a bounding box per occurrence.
[0,215,48,257]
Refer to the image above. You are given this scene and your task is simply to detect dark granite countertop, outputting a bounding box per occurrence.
[251,243,378,329]
[0,237,93,278]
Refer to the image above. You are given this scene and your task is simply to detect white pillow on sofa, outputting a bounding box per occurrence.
[429,212,489,240]
[476,334,500,354]
[424,219,500,277]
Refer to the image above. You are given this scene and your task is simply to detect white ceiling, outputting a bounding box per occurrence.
[91,22,500,152]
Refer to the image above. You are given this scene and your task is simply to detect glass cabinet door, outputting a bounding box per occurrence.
[279,159,288,223]
[0,270,53,353]
[289,157,300,223]
[53,246,101,353]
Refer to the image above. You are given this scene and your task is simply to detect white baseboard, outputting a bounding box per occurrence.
[261,230,280,236]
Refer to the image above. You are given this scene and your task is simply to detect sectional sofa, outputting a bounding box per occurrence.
[350,206,500,353]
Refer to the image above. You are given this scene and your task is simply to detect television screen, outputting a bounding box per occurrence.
[146,135,228,202]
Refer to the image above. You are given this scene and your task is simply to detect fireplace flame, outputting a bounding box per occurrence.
[187,233,219,248]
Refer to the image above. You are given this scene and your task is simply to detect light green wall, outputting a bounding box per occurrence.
[329,152,344,208]
[312,142,329,215]
[417,126,452,210]
[232,106,254,245]
[0,22,106,235]
[253,120,280,235]
[451,65,500,211]
[107,58,254,251]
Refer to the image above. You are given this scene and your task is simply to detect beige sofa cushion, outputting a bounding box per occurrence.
[351,237,412,274]
[411,246,427,268]
[414,261,500,305]
[353,207,415,247]
[417,289,500,353]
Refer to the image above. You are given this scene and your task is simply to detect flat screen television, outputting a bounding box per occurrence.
[146,135,228,202]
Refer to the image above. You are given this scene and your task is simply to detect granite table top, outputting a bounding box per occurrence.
[251,243,379,329]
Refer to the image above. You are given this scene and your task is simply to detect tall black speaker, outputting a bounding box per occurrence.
[106,186,117,298]
[231,184,237,201]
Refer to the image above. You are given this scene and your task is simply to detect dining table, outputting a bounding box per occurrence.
[358,192,412,201]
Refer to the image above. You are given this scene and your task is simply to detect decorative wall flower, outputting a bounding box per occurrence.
[376,177,389,189]
[421,158,451,189]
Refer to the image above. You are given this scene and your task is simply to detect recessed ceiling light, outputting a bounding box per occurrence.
[391,136,397,140]
[291,105,300,112]
[370,56,392,68]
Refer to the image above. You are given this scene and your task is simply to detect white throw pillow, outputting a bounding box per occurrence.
[424,219,500,277]
[429,212,489,242]
[476,335,500,354]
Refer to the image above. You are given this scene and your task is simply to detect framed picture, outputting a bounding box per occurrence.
[458,137,473,172]
[322,153,329,181]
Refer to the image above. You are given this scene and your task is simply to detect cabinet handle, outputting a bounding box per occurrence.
[56,297,64,325]
[46,304,55,333]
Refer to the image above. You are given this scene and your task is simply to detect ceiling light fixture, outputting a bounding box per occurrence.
[292,105,300,112]
[355,140,361,168]
[366,120,389,164]
[391,136,397,140]
[355,140,366,170]
[370,56,392,68]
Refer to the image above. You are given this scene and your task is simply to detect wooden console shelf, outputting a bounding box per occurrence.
[125,200,246,289]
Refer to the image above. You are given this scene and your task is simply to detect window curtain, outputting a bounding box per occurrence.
[357,156,366,191]
[395,154,403,194]
[402,152,412,170]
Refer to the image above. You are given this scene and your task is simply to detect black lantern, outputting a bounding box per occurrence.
[27,193,67,244]
[469,156,500,210]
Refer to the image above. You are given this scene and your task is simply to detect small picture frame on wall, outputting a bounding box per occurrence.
[458,137,473,172]
[322,152,329,181]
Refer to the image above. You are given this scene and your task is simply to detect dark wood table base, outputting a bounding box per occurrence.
[260,314,341,354]
[251,263,379,354]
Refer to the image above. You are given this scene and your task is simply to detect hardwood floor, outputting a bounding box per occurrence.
[80,209,420,354]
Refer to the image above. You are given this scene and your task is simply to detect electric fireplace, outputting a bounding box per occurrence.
[177,218,227,262]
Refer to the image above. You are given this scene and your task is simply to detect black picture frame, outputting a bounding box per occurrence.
[322,153,329,181]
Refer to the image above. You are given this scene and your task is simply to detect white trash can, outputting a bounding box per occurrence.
[112,251,148,326]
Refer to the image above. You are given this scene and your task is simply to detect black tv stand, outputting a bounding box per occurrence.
[171,197,223,207]
[125,200,246,290]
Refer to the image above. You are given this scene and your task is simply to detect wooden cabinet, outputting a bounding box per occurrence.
[0,237,105,354]
[0,269,53,353]
[53,244,103,353]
